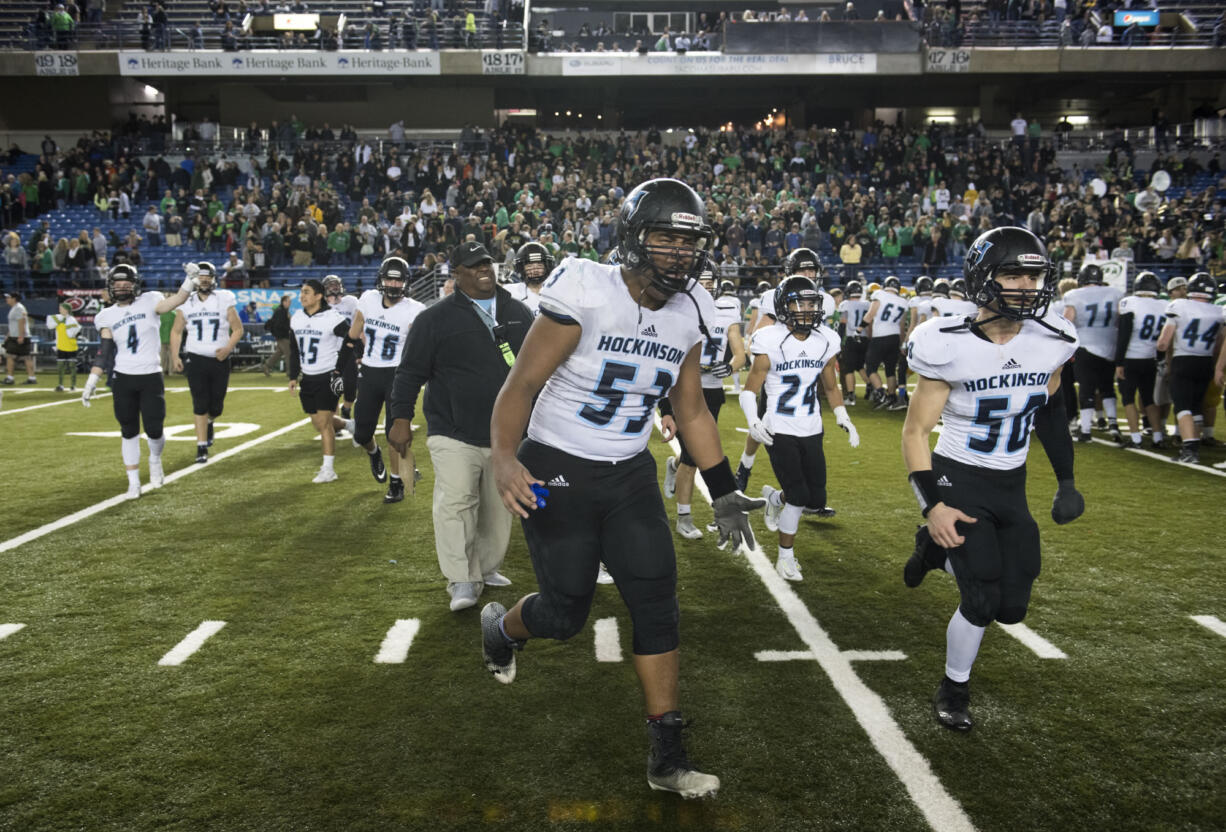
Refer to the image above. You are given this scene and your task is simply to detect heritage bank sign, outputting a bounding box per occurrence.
[117,51,441,76]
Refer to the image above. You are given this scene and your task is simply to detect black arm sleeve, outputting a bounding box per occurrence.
[1033,386,1075,482]
[288,334,301,379]
[92,338,117,373]
[332,321,350,337]
[1115,312,1133,366]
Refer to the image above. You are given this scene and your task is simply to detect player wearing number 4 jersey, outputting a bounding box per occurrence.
[1062,263,1125,442]
[169,262,243,464]
[349,258,426,502]
[82,263,198,499]
[485,178,764,799]
[1157,273,1224,464]
[902,226,1083,732]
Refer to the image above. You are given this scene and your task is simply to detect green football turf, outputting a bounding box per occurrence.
[0,373,1223,832]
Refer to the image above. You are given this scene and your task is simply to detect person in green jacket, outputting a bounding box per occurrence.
[327,223,352,265]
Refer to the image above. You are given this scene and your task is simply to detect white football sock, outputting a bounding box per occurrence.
[677,503,691,516]
[322,454,335,472]
[126,468,141,487]
[777,503,802,535]
[1079,408,1094,434]
[1104,399,1117,421]
[945,607,986,684]
[1204,426,1215,439]
[121,436,141,466]
[147,434,166,460]
[778,544,794,560]
[740,451,755,469]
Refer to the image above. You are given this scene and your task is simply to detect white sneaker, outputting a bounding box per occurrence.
[596,563,615,585]
[448,581,481,611]
[124,482,142,501]
[149,458,164,488]
[663,456,678,499]
[482,571,512,587]
[676,514,703,539]
[762,485,782,532]
[776,554,803,581]
[313,468,339,483]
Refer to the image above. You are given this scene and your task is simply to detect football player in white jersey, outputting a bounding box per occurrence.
[289,279,357,483]
[483,178,764,799]
[1062,263,1125,443]
[322,274,360,420]
[837,279,872,404]
[720,279,745,394]
[902,227,1082,732]
[740,276,859,581]
[662,267,746,539]
[908,275,935,330]
[505,242,555,317]
[1156,273,1223,463]
[928,278,979,319]
[857,275,909,411]
[349,257,426,502]
[81,263,199,499]
[169,262,243,464]
[1113,272,1169,449]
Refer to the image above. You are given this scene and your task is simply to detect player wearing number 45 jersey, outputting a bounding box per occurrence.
[82,263,199,499]
[485,178,764,799]
[169,262,243,464]
[348,258,426,502]
[902,226,1084,732]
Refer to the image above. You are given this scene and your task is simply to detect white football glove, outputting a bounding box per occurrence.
[178,272,198,295]
[833,405,859,448]
[81,373,99,408]
[183,262,200,278]
[747,417,775,446]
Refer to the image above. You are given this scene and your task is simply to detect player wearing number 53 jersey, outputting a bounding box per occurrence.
[169,262,243,464]
[349,257,426,503]
[83,263,198,499]
[484,179,764,799]
[903,226,1082,733]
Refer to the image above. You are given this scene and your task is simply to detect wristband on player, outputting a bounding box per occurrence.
[700,457,738,500]
[908,469,941,517]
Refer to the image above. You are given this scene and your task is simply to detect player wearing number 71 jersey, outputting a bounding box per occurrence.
[82,263,199,499]
[349,257,426,502]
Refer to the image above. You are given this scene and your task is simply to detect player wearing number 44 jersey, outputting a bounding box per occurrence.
[169,262,244,464]
[1157,273,1224,464]
[82,263,199,499]
[485,178,764,799]
[348,258,426,502]
[902,226,1084,733]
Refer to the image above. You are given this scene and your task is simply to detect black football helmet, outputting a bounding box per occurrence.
[718,278,736,297]
[783,247,824,286]
[1188,272,1217,300]
[756,279,773,295]
[1077,262,1105,286]
[195,262,217,295]
[950,278,969,297]
[107,263,141,303]
[915,275,934,295]
[615,178,713,294]
[774,276,822,335]
[845,279,864,299]
[322,274,345,303]
[514,242,555,285]
[963,226,1054,320]
[883,275,901,293]
[932,278,952,298]
[1133,271,1161,296]
[376,256,411,300]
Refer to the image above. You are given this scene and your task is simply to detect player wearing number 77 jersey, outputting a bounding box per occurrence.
[348,257,426,503]
[901,226,1081,733]
[82,263,199,500]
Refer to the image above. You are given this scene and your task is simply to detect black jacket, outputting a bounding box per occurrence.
[267,303,292,338]
[389,286,531,447]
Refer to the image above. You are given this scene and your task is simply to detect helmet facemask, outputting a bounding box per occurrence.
[631,227,712,296]
[976,263,1054,322]
[775,277,822,335]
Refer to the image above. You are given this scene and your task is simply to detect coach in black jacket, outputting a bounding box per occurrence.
[389,241,532,612]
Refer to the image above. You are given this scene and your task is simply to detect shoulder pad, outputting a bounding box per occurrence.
[907,317,962,368]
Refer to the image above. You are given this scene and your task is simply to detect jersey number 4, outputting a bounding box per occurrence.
[776,374,818,416]
[126,327,139,354]
[967,393,1046,455]
[579,360,673,434]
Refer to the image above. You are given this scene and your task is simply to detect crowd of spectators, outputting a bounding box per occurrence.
[3,115,1225,294]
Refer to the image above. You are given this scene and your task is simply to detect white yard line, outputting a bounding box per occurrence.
[1190,615,1226,640]
[656,418,976,832]
[996,623,1068,659]
[373,619,421,664]
[0,417,312,554]
[593,617,622,663]
[755,650,817,662]
[0,623,27,641]
[0,392,113,416]
[158,620,226,666]
[842,650,910,662]
[1088,437,1226,479]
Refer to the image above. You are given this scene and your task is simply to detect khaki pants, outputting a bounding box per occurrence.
[426,434,510,583]
[264,337,291,372]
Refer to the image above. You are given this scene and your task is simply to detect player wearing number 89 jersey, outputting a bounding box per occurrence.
[350,257,427,502]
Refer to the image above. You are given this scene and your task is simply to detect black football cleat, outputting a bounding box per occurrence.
[933,677,973,731]
[384,477,405,503]
[368,446,388,483]
[1200,436,1220,448]
[195,445,208,465]
[1077,431,1092,443]
[1096,416,1108,430]
[206,420,215,447]
[734,462,750,494]
[904,525,945,588]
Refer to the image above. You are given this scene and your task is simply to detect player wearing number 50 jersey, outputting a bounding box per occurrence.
[169,262,243,464]
[82,263,198,500]
[902,226,1082,733]
[349,257,426,503]
[484,178,765,799]
[740,276,859,582]
[1062,263,1125,442]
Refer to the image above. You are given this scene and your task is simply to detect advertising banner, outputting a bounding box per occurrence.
[118,50,440,76]
[34,51,79,76]
[561,52,877,77]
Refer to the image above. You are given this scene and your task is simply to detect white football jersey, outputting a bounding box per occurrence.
[909,294,934,324]
[869,289,907,337]
[700,294,743,390]
[329,294,359,323]
[356,289,425,368]
[505,281,543,316]
[1118,295,1168,360]
[181,289,237,357]
[928,296,979,319]
[95,292,165,375]
[907,315,1079,470]
[839,299,871,332]
[1164,298,1224,358]
[751,322,840,437]
[1062,285,1124,360]
[529,258,714,462]
[291,307,349,375]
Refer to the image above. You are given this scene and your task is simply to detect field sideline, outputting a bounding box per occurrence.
[0,375,1222,832]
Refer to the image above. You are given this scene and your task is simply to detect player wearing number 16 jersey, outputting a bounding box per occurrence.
[349,257,426,502]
